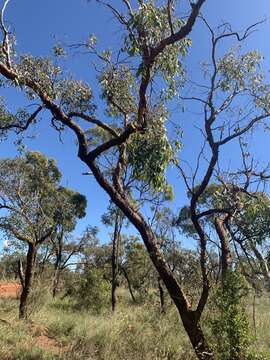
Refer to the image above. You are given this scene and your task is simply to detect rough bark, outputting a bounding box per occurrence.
[111,213,122,312]
[214,216,232,281]
[158,277,165,314]
[52,236,63,298]
[52,263,62,298]
[17,259,25,288]
[19,242,36,320]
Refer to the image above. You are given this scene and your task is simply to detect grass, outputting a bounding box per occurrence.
[0,288,269,359]
[247,294,270,355]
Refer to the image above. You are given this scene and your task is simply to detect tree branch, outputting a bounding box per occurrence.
[151,0,206,59]
[68,112,119,137]
[0,0,11,68]
[87,124,136,161]
[0,106,43,133]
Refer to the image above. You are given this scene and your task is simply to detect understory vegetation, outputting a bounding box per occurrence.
[0,287,269,360]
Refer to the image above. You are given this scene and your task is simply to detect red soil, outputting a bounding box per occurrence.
[0,283,22,298]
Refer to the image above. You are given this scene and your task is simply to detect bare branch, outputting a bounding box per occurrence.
[193,140,207,189]
[175,162,192,193]
[167,0,174,36]
[214,19,265,44]
[180,95,209,106]
[151,0,206,59]
[68,112,119,137]
[96,0,128,26]
[0,106,43,133]
[197,208,231,219]
[0,0,11,68]
[217,113,269,146]
[122,0,133,16]
[88,124,136,161]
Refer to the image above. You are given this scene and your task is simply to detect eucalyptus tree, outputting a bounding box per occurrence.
[50,187,87,297]
[102,203,125,311]
[178,177,270,290]
[149,206,180,312]
[227,190,270,290]
[176,17,270,296]
[121,235,156,298]
[0,151,86,318]
[1,0,268,358]
[0,249,21,280]
[51,234,88,297]
[179,184,270,290]
[224,144,270,290]
[177,183,234,282]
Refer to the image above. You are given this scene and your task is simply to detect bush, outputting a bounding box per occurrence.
[210,271,251,360]
[69,268,110,314]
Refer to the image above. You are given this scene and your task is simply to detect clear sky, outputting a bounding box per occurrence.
[0,0,270,249]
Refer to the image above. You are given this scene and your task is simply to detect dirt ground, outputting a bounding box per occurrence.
[29,322,68,355]
[0,283,22,298]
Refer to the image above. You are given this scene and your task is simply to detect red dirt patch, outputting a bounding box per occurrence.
[29,323,68,355]
[36,334,63,353]
[0,283,22,298]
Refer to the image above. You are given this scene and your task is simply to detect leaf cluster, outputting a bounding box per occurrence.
[127,105,173,191]
[123,1,190,97]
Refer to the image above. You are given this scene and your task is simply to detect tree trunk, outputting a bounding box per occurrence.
[17,259,25,288]
[39,245,51,276]
[182,315,214,360]
[52,263,61,298]
[215,216,232,282]
[249,240,270,290]
[111,262,117,313]
[121,266,136,303]
[52,233,63,297]
[85,160,215,359]
[158,277,165,313]
[111,218,118,312]
[111,213,123,312]
[19,242,36,320]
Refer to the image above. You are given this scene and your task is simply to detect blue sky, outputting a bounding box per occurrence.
[1,0,270,249]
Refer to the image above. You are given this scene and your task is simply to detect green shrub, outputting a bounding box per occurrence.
[69,268,110,314]
[210,271,251,360]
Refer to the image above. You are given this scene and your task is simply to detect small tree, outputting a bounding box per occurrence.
[50,187,87,297]
[66,226,112,312]
[0,151,86,318]
[102,203,125,312]
[177,184,234,282]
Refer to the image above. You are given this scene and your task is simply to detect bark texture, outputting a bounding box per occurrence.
[19,243,36,319]
[215,216,232,281]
